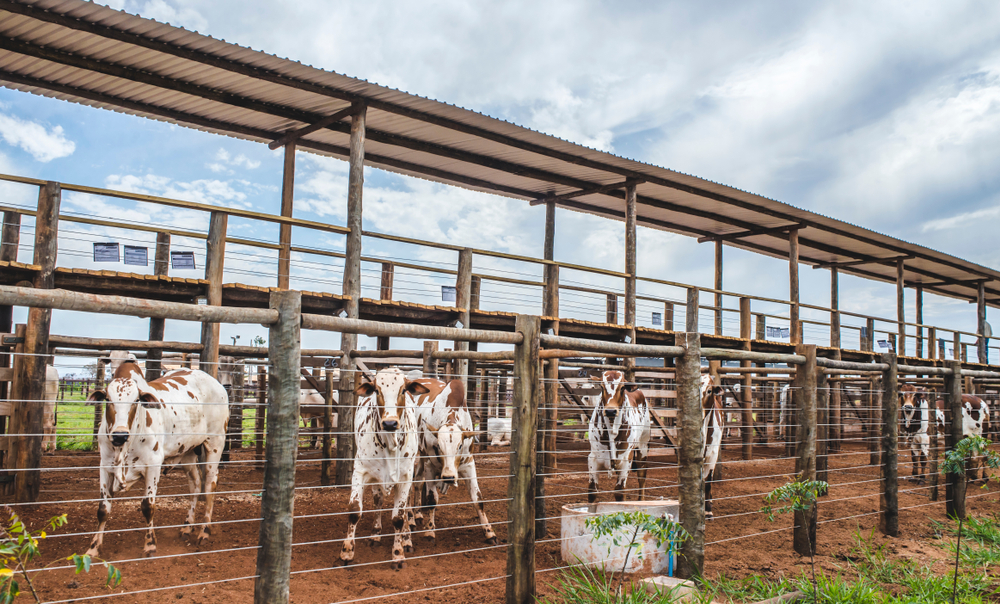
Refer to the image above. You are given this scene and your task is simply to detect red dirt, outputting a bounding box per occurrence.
[5,438,998,604]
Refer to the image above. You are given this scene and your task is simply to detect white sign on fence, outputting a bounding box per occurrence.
[93,242,119,262]
[652,312,662,326]
[441,285,457,302]
[171,251,197,270]
[123,245,148,266]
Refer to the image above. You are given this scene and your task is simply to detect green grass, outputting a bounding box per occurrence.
[933,514,1000,571]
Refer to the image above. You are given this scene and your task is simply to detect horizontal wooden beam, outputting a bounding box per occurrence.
[529,179,642,206]
[811,255,913,270]
[697,224,803,244]
[267,104,358,150]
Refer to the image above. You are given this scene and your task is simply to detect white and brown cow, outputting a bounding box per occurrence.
[341,368,427,570]
[85,360,229,557]
[934,394,992,481]
[899,384,931,483]
[587,370,650,503]
[412,378,497,545]
[700,375,725,516]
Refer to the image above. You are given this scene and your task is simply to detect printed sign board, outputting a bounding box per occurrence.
[93,242,119,263]
[652,312,662,326]
[123,245,148,267]
[171,251,197,270]
[441,286,457,302]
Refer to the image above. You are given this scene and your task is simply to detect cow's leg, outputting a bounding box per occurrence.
[310,417,320,450]
[613,457,629,502]
[423,483,439,541]
[704,468,715,517]
[412,460,425,529]
[918,437,929,484]
[85,463,113,558]
[460,463,497,545]
[196,438,224,546]
[340,471,367,565]
[587,451,599,504]
[633,452,648,501]
[370,488,384,546]
[181,452,202,538]
[390,482,411,570]
[141,470,160,557]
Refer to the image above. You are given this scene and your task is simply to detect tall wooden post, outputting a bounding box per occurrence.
[254,290,301,604]
[377,263,394,351]
[929,395,939,501]
[624,184,637,381]
[896,259,906,357]
[789,230,800,344]
[0,210,20,442]
[864,318,875,352]
[91,356,106,450]
[507,315,540,604]
[929,327,937,361]
[663,302,674,331]
[816,368,829,488]
[739,297,753,459]
[793,344,817,557]
[255,365,266,463]
[829,267,843,451]
[944,360,965,518]
[868,375,880,466]
[229,360,245,451]
[12,183,60,502]
[676,332,704,579]
[686,287,699,333]
[879,352,899,536]
[606,294,618,324]
[422,341,439,378]
[145,233,171,381]
[321,370,335,486]
[542,201,560,484]
[277,142,296,290]
[755,313,766,340]
[200,212,227,380]
[714,241,723,336]
[830,268,840,349]
[953,332,961,361]
[336,104,366,485]
[977,281,987,364]
[455,249,473,386]
[915,285,924,358]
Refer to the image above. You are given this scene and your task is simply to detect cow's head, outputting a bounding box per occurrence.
[899,384,924,429]
[354,368,429,433]
[425,422,476,486]
[589,370,637,421]
[700,375,724,412]
[88,363,160,448]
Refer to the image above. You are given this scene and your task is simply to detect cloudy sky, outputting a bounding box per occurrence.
[3,0,1000,368]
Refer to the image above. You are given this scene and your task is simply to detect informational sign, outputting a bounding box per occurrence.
[652,312,662,326]
[123,245,148,267]
[877,339,893,351]
[766,326,790,339]
[441,285,456,302]
[93,242,119,263]
[171,251,197,270]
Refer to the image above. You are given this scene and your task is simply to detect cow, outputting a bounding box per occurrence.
[586,370,651,503]
[42,365,58,453]
[411,378,497,545]
[700,375,725,517]
[934,394,992,482]
[777,383,791,443]
[340,368,427,570]
[899,384,931,483]
[299,386,338,449]
[85,360,229,558]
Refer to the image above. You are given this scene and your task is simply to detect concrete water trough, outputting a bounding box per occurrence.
[560,500,681,574]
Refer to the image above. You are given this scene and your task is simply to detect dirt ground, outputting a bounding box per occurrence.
[5,436,998,604]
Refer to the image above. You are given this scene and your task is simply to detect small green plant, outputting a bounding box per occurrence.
[251,335,266,348]
[583,511,690,602]
[761,475,828,603]
[0,510,121,603]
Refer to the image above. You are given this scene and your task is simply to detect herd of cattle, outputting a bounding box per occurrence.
[76,358,991,568]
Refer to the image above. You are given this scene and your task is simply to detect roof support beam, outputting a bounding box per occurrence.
[896,259,905,356]
[697,224,803,244]
[789,229,800,344]
[529,179,641,206]
[268,104,358,150]
[812,255,913,270]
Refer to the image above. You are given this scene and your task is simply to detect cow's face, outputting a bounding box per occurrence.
[590,371,635,420]
[88,377,160,448]
[355,368,429,433]
[900,385,920,428]
[700,375,723,411]
[427,423,474,486]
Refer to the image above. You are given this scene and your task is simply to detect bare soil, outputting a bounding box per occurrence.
[5,437,998,604]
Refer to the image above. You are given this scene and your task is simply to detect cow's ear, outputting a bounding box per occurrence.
[88,390,107,403]
[589,375,603,382]
[139,392,162,408]
[713,386,724,396]
[355,382,376,397]
[624,383,640,393]
[405,380,430,396]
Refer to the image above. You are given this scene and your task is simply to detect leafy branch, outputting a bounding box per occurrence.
[762,475,828,603]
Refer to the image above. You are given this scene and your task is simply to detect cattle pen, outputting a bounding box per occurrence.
[0,2,999,603]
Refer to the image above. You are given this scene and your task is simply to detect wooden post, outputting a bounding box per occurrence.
[916,285,924,358]
[830,268,840,350]
[455,248,473,389]
[91,357,106,450]
[929,327,937,361]
[0,210,19,443]
[229,360,245,451]
[789,230,800,345]
[953,332,961,361]
[471,275,482,312]
[879,353,899,536]
[277,142,296,290]
[321,370,335,486]
[929,393,939,501]
[686,287,699,333]
[816,368,829,488]
[868,375,880,467]
[663,302,674,331]
[606,293,618,324]
[624,185,637,381]
[145,232,170,381]
[896,259,906,357]
[200,212,227,380]
[256,365,266,463]
[829,350,842,452]
[713,241,723,335]
[944,360,965,518]
[254,290,301,604]
[14,182,60,502]
[739,297,753,460]
[888,333,897,354]
[542,201,560,479]
[864,318,875,352]
[377,262,394,351]
[422,341,439,378]
[977,281,987,364]
[676,332,704,579]
[755,313,766,340]
[507,315,540,604]
[335,104,366,486]
[3,324,25,482]
[793,344,817,557]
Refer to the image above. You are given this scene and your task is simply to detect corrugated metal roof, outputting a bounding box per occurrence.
[0,0,998,305]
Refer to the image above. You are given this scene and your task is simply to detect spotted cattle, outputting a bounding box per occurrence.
[340,368,426,570]
[85,361,229,557]
[700,375,725,516]
[899,384,931,483]
[934,394,992,481]
[586,370,651,503]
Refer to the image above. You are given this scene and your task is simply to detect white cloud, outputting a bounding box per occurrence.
[207,148,262,174]
[105,173,251,209]
[0,113,74,162]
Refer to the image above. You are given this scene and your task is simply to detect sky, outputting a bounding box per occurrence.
[3,0,1000,371]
